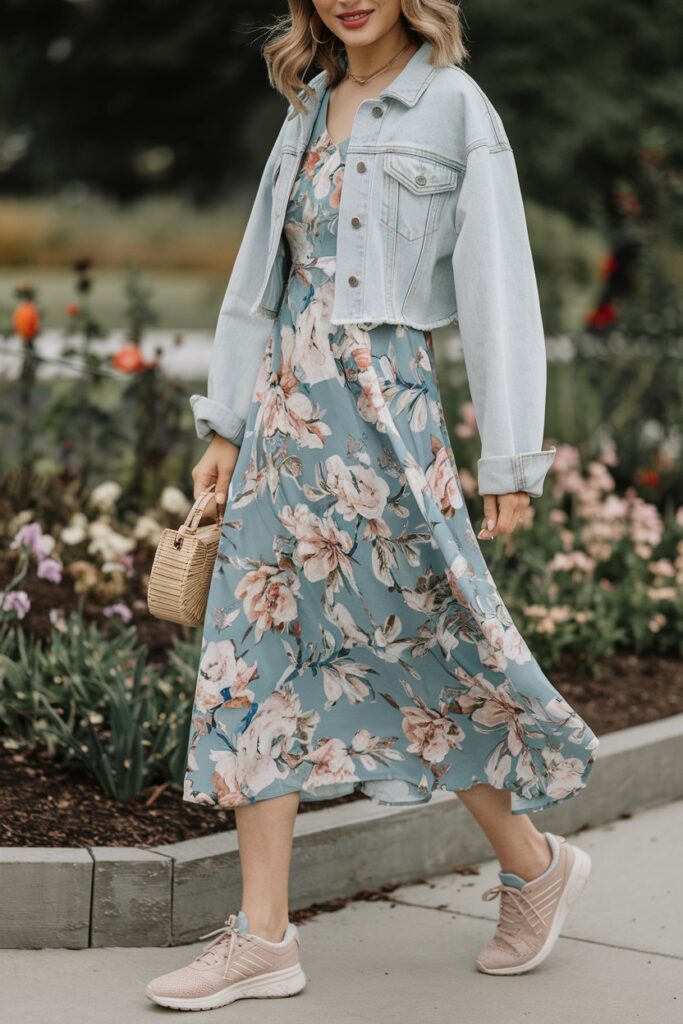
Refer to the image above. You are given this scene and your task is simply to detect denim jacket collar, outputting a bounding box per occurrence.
[288,38,438,148]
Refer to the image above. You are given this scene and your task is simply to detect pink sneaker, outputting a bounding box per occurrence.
[145,911,306,1010]
[475,832,592,975]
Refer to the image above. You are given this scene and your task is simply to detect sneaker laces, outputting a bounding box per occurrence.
[481,883,547,944]
[197,913,245,978]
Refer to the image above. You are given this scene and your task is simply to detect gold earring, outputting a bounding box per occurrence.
[309,14,331,46]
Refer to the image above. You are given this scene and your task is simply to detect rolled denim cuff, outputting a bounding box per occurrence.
[477,446,557,498]
[189,394,246,446]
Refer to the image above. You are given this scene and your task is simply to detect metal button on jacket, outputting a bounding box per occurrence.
[351,216,361,228]
[372,105,384,118]
[348,275,359,287]
[415,174,427,186]
[356,160,366,173]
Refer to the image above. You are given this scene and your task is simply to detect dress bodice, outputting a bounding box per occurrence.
[283,87,350,267]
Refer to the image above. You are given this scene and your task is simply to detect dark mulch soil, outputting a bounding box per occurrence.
[2,652,681,849]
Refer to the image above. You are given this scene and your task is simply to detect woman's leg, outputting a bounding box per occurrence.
[234,791,300,941]
[456,784,552,880]
[145,790,304,1008]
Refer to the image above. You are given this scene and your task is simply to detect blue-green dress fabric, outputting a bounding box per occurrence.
[183,88,599,814]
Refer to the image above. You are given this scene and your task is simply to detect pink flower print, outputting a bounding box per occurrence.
[541,749,590,799]
[209,750,248,807]
[303,737,358,791]
[349,729,404,771]
[329,165,344,208]
[321,658,372,707]
[425,438,463,516]
[453,672,535,758]
[323,454,390,521]
[195,639,258,713]
[231,688,319,797]
[235,563,301,642]
[279,503,354,586]
[259,329,332,449]
[400,687,465,764]
[343,324,372,370]
[322,601,370,648]
[291,286,341,385]
[303,147,324,177]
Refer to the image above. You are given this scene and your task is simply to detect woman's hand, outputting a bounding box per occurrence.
[477,491,530,540]
[192,434,240,511]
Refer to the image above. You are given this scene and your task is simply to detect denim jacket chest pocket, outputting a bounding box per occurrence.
[380,151,461,242]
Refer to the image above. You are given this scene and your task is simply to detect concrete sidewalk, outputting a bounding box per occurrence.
[4,799,682,1024]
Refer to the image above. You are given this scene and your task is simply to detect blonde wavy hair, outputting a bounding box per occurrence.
[262,1,469,114]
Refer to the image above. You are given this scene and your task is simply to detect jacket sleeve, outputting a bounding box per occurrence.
[451,137,556,498]
[190,116,289,446]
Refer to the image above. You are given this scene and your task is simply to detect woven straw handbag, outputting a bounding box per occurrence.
[147,486,223,627]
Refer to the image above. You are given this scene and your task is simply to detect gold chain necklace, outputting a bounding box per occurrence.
[344,39,415,86]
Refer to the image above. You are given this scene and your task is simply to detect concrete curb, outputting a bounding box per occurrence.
[2,713,682,949]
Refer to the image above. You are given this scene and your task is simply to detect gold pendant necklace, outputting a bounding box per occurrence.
[344,39,415,86]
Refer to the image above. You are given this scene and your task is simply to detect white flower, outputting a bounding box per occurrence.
[61,513,89,545]
[89,481,122,512]
[49,608,68,632]
[133,514,163,546]
[8,509,35,534]
[87,519,136,561]
[160,487,192,518]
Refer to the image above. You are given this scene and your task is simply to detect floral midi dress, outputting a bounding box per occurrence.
[183,86,599,814]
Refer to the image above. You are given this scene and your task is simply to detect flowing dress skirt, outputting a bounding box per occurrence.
[183,91,599,814]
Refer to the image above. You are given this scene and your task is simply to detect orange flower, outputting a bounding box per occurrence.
[66,303,81,317]
[112,345,149,373]
[12,301,40,341]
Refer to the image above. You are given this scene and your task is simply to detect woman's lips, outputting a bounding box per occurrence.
[337,10,374,29]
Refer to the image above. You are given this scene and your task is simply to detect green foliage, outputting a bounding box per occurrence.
[464,0,683,226]
[0,602,196,800]
[0,263,198,511]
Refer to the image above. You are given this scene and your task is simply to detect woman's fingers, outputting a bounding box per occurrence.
[214,466,233,509]
[477,493,499,539]
[192,465,217,500]
[478,492,530,539]
[192,435,240,506]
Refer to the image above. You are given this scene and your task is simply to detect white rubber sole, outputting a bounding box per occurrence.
[145,963,306,1011]
[476,843,592,976]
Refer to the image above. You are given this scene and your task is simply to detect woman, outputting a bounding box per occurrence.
[146,0,600,1009]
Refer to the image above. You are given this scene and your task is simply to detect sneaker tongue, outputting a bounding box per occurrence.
[498,871,527,889]
[235,910,249,934]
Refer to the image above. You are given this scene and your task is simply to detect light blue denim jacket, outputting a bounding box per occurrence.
[191,39,556,497]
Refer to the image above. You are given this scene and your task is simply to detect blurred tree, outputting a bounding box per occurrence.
[0,0,681,229]
[461,0,683,228]
[0,0,287,201]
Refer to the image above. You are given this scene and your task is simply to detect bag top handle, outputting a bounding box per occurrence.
[178,483,223,535]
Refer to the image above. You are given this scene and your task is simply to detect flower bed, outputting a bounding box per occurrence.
[2,649,682,849]
[1,397,682,847]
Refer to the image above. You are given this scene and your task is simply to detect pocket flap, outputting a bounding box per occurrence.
[384,152,459,194]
